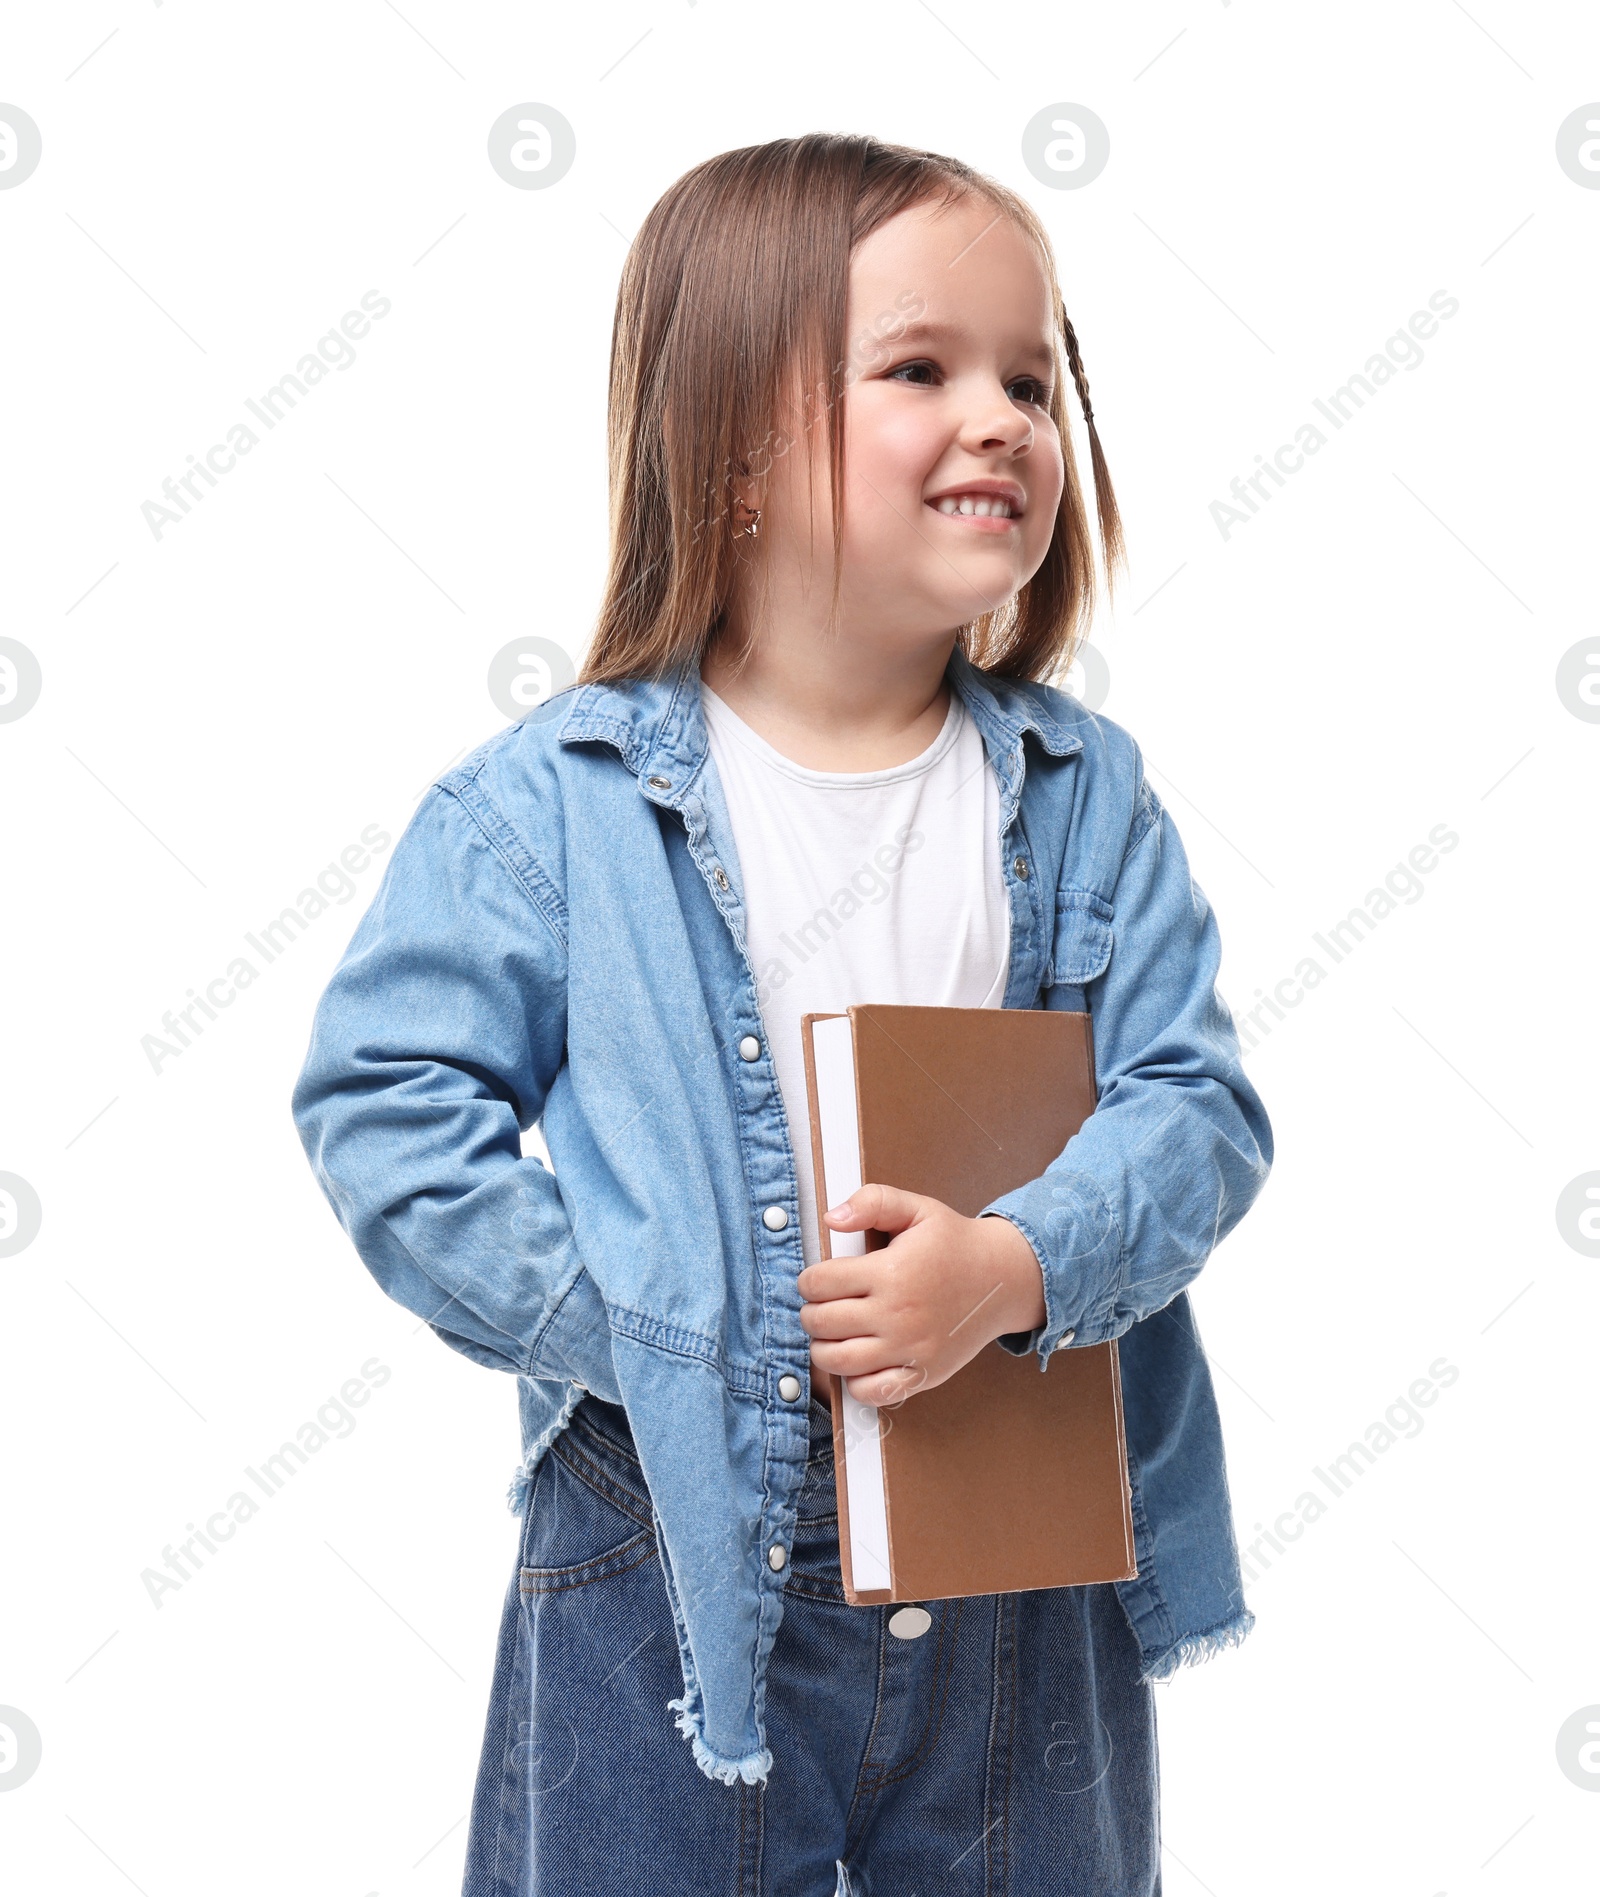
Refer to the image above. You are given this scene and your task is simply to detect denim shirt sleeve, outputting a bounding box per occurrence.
[984,772,1274,1361]
[291,781,595,1383]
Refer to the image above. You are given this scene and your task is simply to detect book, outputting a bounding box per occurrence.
[799,1003,1137,1604]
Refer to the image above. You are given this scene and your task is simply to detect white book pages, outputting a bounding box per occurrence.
[809,1014,891,1594]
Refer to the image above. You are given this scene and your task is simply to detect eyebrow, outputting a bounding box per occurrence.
[871,316,1056,368]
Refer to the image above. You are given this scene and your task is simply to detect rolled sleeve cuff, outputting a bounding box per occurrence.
[981,1173,1125,1367]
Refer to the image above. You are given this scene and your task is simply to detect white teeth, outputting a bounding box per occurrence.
[935,494,1015,518]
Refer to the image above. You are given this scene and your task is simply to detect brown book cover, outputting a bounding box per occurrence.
[799,1003,1137,1604]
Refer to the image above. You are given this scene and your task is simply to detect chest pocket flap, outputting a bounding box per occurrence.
[1048,887,1114,987]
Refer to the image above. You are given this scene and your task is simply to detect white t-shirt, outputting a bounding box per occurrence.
[701,681,1011,1264]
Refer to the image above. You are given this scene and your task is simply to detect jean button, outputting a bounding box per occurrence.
[768,1544,787,1572]
[778,1374,803,1402]
[738,1036,762,1061]
[889,1606,932,1639]
[762,1205,790,1232]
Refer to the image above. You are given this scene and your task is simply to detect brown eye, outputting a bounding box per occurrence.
[886,359,939,386]
[1009,377,1050,406]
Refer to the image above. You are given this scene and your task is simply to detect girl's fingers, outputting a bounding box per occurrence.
[796,1257,875,1301]
[807,1335,902,1377]
[823,1182,931,1233]
[844,1364,935,1408]
[797,1295,878,1341]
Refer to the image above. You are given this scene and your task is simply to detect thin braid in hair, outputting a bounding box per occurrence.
[1061,312,1125,580]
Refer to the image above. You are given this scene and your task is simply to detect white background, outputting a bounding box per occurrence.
[2,4,1597,1893]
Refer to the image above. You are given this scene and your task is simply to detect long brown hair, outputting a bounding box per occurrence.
[580,133,1124,687]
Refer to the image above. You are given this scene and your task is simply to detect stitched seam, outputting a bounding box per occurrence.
[1116,1454,1177,1650]
[484,1565,526,1893]
[1122,773,1161,865]
[783,1575,848,1601]
[1049,911,1114,986]
[555,688,650,773]
[519,1539,657,1593]
[739,1774,765,1897]
[439,777,569,954]
[523,1260,594,1379]
[1055,885,1114,923]
[1000,1596,1017,1894]
[566,1405,644,1468]
[872,1598,964,1789]
[981,1599,1007,1897]
[603,1300,764,1389]
[842,1612,889,1854]
[1073,1167,1131,1331]
[949,654,1082,762]
[551,1434,655,1528]
[740,1768,755,1889]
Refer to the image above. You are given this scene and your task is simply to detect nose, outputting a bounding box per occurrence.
[958,378,1034,458]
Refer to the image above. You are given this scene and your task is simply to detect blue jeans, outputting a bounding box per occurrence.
[463,1393,1161,1895]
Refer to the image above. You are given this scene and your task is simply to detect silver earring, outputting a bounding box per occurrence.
[738,506,761,539]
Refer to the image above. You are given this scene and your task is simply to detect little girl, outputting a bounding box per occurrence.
[294,133,1273,1896]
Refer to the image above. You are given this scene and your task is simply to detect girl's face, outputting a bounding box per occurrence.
[757,194,1066,652]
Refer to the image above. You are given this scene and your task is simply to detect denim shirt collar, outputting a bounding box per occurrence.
[554,643,1085,830]
[555,646,1091,1017]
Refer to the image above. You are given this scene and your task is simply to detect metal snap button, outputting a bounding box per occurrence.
[762,1205,790,1232]
[1054,1329,1076,1350]
[889,1606,932,1640]
[778,1374,803,1402]
[1013,855,1030,879]
[768,1544,787,1572]
[647,775,671,790]
[738,1036,762,1061]
[714,865,730,890]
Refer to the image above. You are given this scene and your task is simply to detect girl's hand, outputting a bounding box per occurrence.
[797,1185,1047,1408]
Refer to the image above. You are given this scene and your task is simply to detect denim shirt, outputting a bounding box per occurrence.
[291,648,1274,1786]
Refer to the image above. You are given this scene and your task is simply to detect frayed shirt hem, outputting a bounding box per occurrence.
[1139,1608,1255,1684]
[668,1695,774,1786]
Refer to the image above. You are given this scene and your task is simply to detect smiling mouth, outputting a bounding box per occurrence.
[927,493,1022,528]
